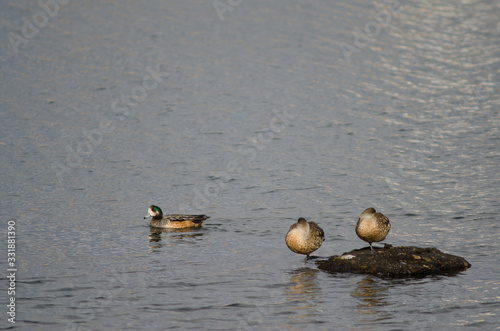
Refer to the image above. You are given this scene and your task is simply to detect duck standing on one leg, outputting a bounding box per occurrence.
[285,217,325,261]
[355,207,391,251]
[144,205,209,229]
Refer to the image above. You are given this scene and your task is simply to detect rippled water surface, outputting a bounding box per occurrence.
[1,0,499,330]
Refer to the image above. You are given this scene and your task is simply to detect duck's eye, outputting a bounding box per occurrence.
[153,206,160,212]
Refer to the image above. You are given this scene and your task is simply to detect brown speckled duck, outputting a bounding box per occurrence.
[285,217,325,260]
[144,205,209,229]
[355,207,391,251]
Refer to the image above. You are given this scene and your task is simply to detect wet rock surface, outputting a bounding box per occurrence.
[317,245,471,278]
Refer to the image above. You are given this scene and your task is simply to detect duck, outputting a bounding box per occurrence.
[144,205,209,229]
[355,207,391,251]
[285,217,325,261]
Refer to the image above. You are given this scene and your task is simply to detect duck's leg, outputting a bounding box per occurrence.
[369,243,374,251]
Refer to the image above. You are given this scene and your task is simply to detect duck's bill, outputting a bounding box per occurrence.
[144,215,151,219]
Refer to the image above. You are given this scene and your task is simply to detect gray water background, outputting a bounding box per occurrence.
[1,0,499,330]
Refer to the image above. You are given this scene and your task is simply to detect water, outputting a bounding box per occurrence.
[1,0,499,329]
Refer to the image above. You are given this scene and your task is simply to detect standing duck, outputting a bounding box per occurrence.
[355,207,391,251]
[286,217,325,260]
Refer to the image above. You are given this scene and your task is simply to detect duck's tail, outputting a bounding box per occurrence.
[192,215,210,224]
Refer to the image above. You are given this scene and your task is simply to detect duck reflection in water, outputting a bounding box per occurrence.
[351,276,392,325]
[286,268,321,297]
[148,227,204,244]
[284,268,322,325]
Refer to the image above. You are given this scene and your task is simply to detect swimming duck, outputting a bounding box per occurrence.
[355,207,391,251]
[285,217,325,260]
[144,205,209,229]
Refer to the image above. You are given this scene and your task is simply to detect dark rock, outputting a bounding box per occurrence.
[316,245,471,278]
